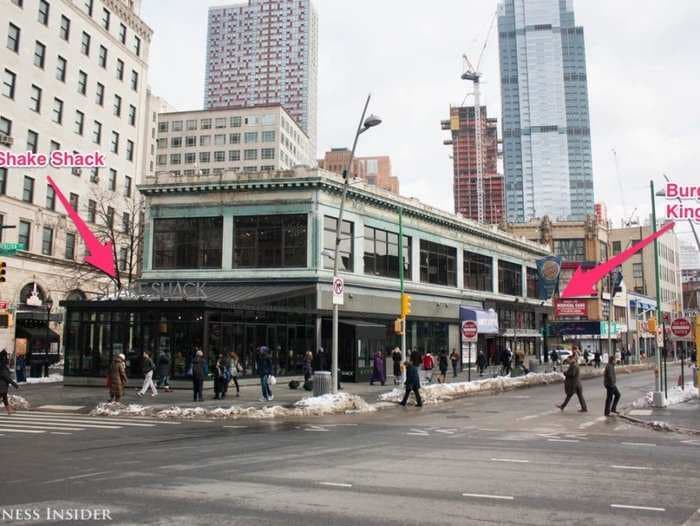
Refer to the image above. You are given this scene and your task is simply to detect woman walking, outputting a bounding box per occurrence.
[191,350,205,402]
[391,347,402,385]
[229,352,241,397]
[303,351,313,383]
[557,354,588,412]
[370,350,386,386]
[0,349,19,414]
[213,354,226,400]
[156,350,172,392]
[437,351,448,384]
[257,346,274,402]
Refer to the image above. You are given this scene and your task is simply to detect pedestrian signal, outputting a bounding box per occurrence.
[394,317,405,335]
[0,261,6,282]
[647,317,657,333]
[400,293,412,316]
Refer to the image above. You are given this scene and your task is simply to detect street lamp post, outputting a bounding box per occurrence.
[650,180,665,403]
[331,94,381,394]
[45,296,53,378]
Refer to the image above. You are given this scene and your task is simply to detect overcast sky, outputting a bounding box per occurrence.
[140,0,700,245]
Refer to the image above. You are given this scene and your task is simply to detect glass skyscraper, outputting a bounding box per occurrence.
[498,0,593,222]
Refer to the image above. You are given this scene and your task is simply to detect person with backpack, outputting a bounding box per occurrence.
[399,360,422,407]
[0,349,19,415]
[422,352,435,384]
[136,351,157,398]
[437,351,448,384]
[191,350,205,402]
[156,350,172,392]
[550,349,560,372]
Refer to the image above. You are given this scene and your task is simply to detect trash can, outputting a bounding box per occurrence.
[313,371,332,397]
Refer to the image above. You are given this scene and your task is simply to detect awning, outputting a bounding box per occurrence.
[340,320,388,328]
[15,326,61,342]
[459,306,499,334]
[200,284,315,305]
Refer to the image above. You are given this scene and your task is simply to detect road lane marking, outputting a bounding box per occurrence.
[435,429,457,434]
[548,438,579,443]
[462,493,514,501]
[518,414,539,421]
[611,465,652,471]
[0,416,122,429]
[319,482,352,488]
[579,416,606,429]
[621,442,656,447]
[0,423,85,431]
[407,429,429,436]
[681,440,700,446]
[50,432,72,435]
[16,411,181,425]
[223,425,249,429]
[0,427,45,434]
[43,471,112,485]
[628,409,653,416]
[610,504,665,512]
[304,425,330,432]
[36,405,85,411]
[491,458,529,463]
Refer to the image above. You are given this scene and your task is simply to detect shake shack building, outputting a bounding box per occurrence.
[61,168,552,385]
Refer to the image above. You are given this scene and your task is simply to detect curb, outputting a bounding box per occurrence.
[618,411,700,436]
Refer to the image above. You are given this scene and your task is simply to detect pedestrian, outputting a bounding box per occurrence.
[191,350,205,402]
[477,349,487,377]
[15,354,26,383]
[594,351,601,369]
[399,360,422,407]
[450,348,460,377]
[438,351,448,384]
[550,349,559,372]
[303,350,314,383]
[557,354,588,412]
[370,350,386,386]
[501,346,512,376]
[256,346,273,401]
[156,350,172,392]
[604,356,621,416]
[136,351,158,398]
[583,349,590,366]
[0,349,20,415]
[108,353,127,403]
[229,352,241,397]
[213,354,226,400]
[391,347,402,385]
[410,349,421,367]
[422,351,435,384]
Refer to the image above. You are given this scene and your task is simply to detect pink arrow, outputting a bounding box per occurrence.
[560,221,675,298]
[47,176,116,277]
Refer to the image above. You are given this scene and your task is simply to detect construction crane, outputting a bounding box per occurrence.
[612,148,629,224]
[461,11,496,224]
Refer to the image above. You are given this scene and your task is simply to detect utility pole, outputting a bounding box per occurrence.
[399,207,406,381]
[650,180,665,404]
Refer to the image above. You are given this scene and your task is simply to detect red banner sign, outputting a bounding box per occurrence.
[555,299,587,317]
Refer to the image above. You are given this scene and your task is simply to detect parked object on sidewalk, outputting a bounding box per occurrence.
[192,350,205,402]
[156,350,171,392]
[108,353,127,403]
[370,350,386,386]
[137,351,158,398]
[603,358,621,416]
[288,380,300,389]
[303,380,313,391]
[557,355,587,412]
[0,349,20,414]
[400,360,422,407]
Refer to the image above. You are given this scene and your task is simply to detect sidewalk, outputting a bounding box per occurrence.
[624,395,700,434]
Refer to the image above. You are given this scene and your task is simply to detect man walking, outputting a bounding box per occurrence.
[557,354,587,412]
[257,346,273,402]
[137,351,157,397]
[156,350,172,392]
[0,349,19,414]
[399,360,422,407]
[604,356,621,416]
[450,349,460,378]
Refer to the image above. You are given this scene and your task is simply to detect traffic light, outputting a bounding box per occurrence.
[394,317,405,335]
[400,293,412,317]
[647,317,657,333]
[0,261,6,282]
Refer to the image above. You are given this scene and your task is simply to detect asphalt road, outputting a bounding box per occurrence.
[1,367,698,526]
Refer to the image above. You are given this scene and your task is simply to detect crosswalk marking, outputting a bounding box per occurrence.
[579,416,606,429]
[0,416,122,430]
[14,411,180,426]
[0,427,45,434]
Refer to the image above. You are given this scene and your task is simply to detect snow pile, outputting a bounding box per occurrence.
[379,371,565,405]
[21,374,63,384]
[8,395,30,410]
[90,393,375,419]
[631,383,699,409]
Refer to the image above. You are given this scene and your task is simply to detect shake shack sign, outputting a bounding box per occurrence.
[123,281,208,300]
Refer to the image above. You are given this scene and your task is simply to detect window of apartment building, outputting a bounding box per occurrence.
[108,169,116,190]
[133,35,141,57]
[50,140,60,152]
[65,232,75,260]
[56,55,66,82]
[51,97,63,124]
[244,132,258,144]
[26,130,38,153]
[200,118,211,130]
[498,260,523,296]
[34,41,46,68]
[111,131,119,153]
[199,152,210,163]
[420,240,456,286]
[45,184,55,210]
[363,225,413,279]
[18,221,31,251]
[599,241,608,262]
[155,138,166,149]
[553,239,585,262]
[170,136,181,148]
[116,59,124,80]
[41,226,53,255]
[262,131,275,142]
[92,120,101,144]
[23,176,34,202]
[199,135,211,146]
[184,152,196,164]
[126,140,134,161]
[130,70,138,91]
[89,167,98,183]
[74,110,84,135]
[8,24,21,53]
[87,200,96,223]
[118,23,126,44]
[186,119,197,130]
[81,31,91,56]
[228,133,240,144]
[228,150,240,162]
[153,217,223,269]
[158,121,168,133]
[244,149,257,161]
[230,116,241,127]
[185,136,196,147]
[214,151,225,162]
[215,118,226,129]
[243,166,257,173]
[633,262,643,279]
[101,8,110,30]
[60,15,70,41]
[77,70,87,95]
[156,154,166,165]
[463,251,492,292]
[95,82,104,106]
[2,69,16,99]
[261,148,275,160]
[526,267,539,299]
[260,166,275,172]
[29,84,42,113]
[118,247,127,271]
[84,0,93,16]
[128,105,136,126]
[38,0,50,25]
[98,45,107,68]
[106,207,114,228]
[171,120,183,132]
[124,175,132,197]
[612,241,621,256]
[69,192,78,211]
[233,215,307,268]
[245,116,258,126]
[0,169,7,195]
[170,153,181,165]
[122,212,129,232]
[0,117,11,137]
[112,94,122,116]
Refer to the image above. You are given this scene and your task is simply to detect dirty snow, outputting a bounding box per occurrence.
[379,371,565,405]
[90,392,375,419]
[20,374,63,384]
[631,383,699,409]
[8,395,30,410]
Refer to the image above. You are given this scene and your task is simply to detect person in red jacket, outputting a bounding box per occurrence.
[422,352,435,384]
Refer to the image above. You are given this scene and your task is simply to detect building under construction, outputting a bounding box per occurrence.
[442,106,504,224]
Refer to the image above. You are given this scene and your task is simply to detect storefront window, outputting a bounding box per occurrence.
[153,217,223,269]
[498,260,522,296]
[420,240,456,286]
[364,226,410,279]
[233,214,307,268]
[463,250,492,291]
[323,216,353,271]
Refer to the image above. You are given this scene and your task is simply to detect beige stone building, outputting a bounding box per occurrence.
[318,149,399,194]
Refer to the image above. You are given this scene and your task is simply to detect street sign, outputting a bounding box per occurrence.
[0,243,24,251]
[332,276,344,305]
[670,318,693,340]
[461,320,478,342]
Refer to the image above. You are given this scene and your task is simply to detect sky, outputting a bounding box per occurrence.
[139,0,700,246]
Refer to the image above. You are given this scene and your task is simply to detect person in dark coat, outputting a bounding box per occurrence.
[15,355,26,383]
[604,358,621,416]
[256,346,273,401]
[593,351,601,369]
[437,351,448,384]
[391,347,402,385]
[399,360,422,407]
[213,354,226,400]
[557,355,587,412]
[476,350,487,377]
[156,350,171,392]
[370,350,385,386]
[108,353,127,403]
[191,350,205,402]
[0,349,19,414]
[136,351,157,397]
[450,349,460,377]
